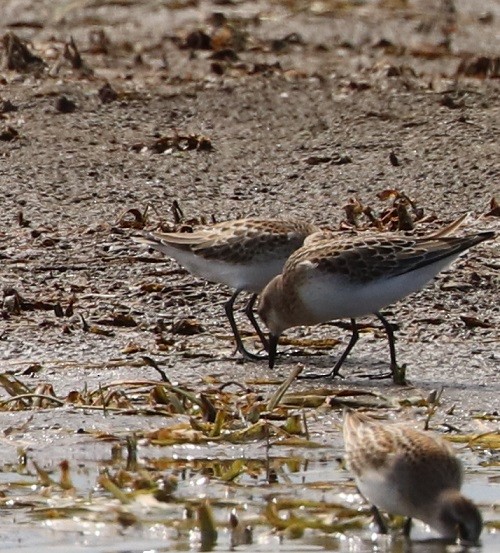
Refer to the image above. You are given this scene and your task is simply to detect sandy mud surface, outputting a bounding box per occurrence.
[0,1,499,551]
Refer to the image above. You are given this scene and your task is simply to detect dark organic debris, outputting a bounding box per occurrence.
[62,36,94,77]
[0,99,17,113]
[304,153,351,166]
[98,82,118,104]
[64,36,83,68]
[0,125,18,141]
[440,93,465,109]
[332,153,352,165]
[304,156,332,165]
[116,207,149,229]
[460,315,493,329]
[2,288,76,319]
[1,32,46,73]
[54,95,77,113]
[96,314,138,328]
[389,151,400,166]
[347,80,371,91]
[209,48,239,62]
[485,197,500,217]
[3,288,23,314]
[271,32,305,53]
[456,56,500,79]
[172,318,205,335]
[181,29,212,50]
[88,28,110,55]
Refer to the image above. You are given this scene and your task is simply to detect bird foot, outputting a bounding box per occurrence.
[391,363,407,385]
[358,364,407,385]
[235,345,268,362]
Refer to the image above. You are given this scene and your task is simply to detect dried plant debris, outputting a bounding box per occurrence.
[50,36,94,78]
[1,32,46,73]
[341,189,424,231]
[98,81,118,103]
[0,124,19,141]
[457,56,500,79]
[485,197,500,217]
[0,372,498,545]
[54,95,77,113]
[177,15,248,53]
[116,206,149,229]
[0,99,17,113]
[304,153,352,166]
[2,288,73,317]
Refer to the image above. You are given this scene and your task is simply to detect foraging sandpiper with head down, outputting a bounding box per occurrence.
[342,409,483,543]
[134,217,320,359]
[257,227,494,379]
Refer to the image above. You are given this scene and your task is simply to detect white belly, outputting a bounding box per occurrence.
[356,471,405,515]
[298,255,459,321]
[163,247,286,292]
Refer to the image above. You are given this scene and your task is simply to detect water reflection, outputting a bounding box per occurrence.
[0,453,497,552]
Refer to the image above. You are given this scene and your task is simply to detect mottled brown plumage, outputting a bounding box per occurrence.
[258,229,494,378]
[343,410,482,543]
[134,218,320,359]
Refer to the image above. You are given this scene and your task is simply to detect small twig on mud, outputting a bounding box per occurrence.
[266,365,303,412]
[218,380,254,393]
[302,410,310,441]
[424,387,444,430]
[141,355,170,383]
[0,394,65,407]
[80,314,90,331]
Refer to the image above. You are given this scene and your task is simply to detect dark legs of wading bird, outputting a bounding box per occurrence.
[368,311,399,380]
[267,333,280,369]
[297,319,359,380]
[403,517,413,537]
[372,504,412,537]
[267,319,360,375]
[244,293,269,352]
[270,311,400,380]
[371,505,389,534]
[224,290,268,361]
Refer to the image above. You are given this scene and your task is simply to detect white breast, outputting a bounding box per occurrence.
[297,254,461,321]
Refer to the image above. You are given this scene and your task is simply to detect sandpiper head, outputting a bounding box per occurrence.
[257,276,286,333]
[437,490,483,544]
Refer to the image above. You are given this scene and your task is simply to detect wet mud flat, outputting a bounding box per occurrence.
[0,0,499,551]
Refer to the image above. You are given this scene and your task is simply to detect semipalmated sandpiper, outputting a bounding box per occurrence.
[343,409,482,543]
[135,218,320,359]
[258,228,494,378]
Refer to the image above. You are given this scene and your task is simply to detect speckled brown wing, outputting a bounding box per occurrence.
[285,233,493,284]
[182,219,320,263]
[344,413,397,475]
[389,426,463,508]
[344,411,463,505]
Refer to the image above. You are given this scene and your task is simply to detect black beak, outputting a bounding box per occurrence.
[268,334,279,369]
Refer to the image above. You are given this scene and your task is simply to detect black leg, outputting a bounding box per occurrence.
[224,290,264,361]
[244,293,269,352]
[375,312,397,370]
[299,319,359,380]
[369,311,406,383]
[372,505,388,534]
[403,517,412,537]
[268,334,279,369]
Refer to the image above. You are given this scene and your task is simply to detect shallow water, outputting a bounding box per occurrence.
[1,443,498,553]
